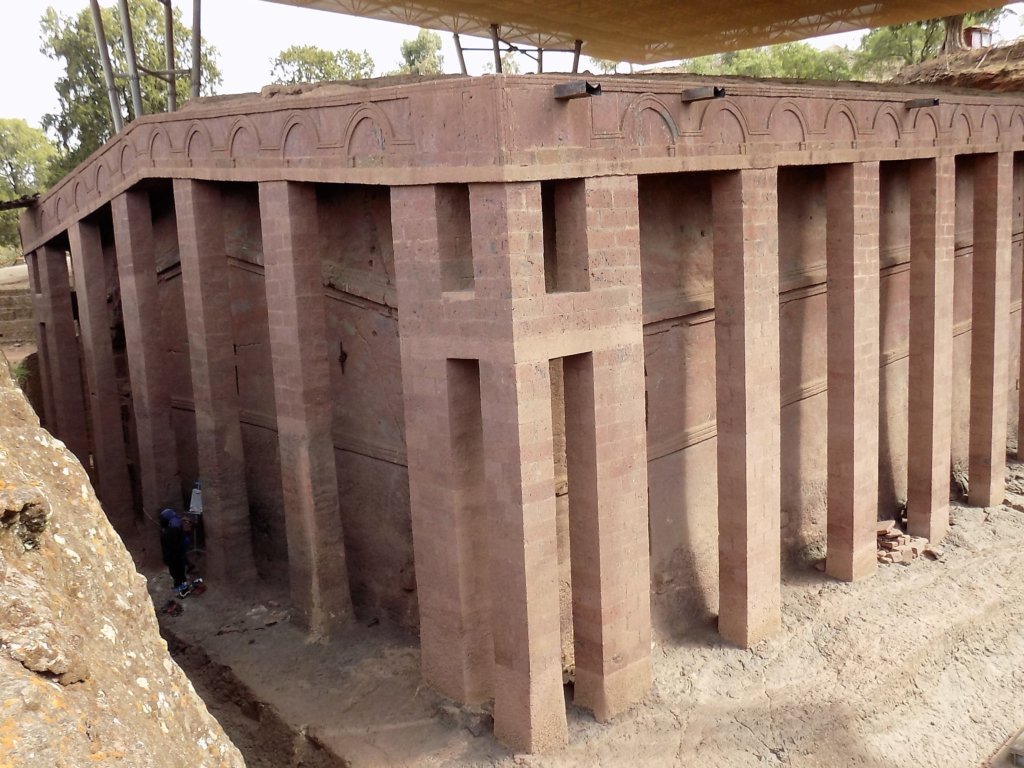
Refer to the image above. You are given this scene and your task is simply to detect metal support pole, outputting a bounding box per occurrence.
[88,0,123,132]
[572,39,582,73]
[162,0,176,111]
[453,32,468,75]
[117,0,144,120]
[537,47,543,74]
[490,23,502,73]
[191,0,202,98]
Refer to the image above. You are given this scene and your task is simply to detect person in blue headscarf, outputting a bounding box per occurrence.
[159,508,189,597]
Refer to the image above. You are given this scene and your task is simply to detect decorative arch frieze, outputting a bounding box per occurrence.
[767,100,808,142]
[343,102,398,156]
[823,101,858,144]
[228,116,261,160]
[281,112,320,159]
[620,93,680,148]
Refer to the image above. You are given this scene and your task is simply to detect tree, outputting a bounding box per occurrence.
[0,120,57,257]
[270,45,375,84]
[484,50,522,74]
[853,8,1006,80]
[683,42,853,81]
[40,0,220,182]
[396,29,444,75]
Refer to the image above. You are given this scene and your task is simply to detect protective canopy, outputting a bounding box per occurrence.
[260,0,1000,63]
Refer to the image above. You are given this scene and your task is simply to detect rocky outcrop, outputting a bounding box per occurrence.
[0,352,244,767]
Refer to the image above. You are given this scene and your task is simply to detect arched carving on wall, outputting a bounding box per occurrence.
[281,112,319,158]
[55,195,66,224]
[1012,108,1024,142]
[186,123,212,161]
[149,128,171,161]
[343,103,397,156]
[621,94,679,147]
[74,181,87,211]
[95,162,110,195]
[825,102,858,143]
[229,117,260,160]
[913,110,940,144]
[699,101,748,145]
[979,106,1001,141]
[871,105,901,145]
[767,100,807,142]
[120,143,136,175]
[950,107,973,143]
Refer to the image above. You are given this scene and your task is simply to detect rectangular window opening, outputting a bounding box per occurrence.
[542,179,590,294]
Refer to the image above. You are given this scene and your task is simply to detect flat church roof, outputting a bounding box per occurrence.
[259,0,1003,62]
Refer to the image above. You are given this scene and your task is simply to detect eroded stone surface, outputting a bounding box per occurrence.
[0,351,244,767]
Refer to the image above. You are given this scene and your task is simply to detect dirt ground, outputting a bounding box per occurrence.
[150,461,1024,768]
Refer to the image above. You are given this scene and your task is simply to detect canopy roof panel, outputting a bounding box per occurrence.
[260,0,1002,63]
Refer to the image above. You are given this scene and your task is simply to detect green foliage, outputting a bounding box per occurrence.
[396,29,444,75]
[40,0,220,182]
[0,119,57,254]
[853,9,1006,80]
[484,51,522,74]
[271,45,375,84]
[683,42,853,81]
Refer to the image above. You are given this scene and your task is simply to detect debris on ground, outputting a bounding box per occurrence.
[876,521,932,564]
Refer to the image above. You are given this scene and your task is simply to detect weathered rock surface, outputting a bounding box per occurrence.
[0,352,244,767]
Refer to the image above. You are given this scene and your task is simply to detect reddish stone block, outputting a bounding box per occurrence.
[68,219,135,533]
[712,167,782,648]
[258,180,354,637]
[825,162,880,582]
[112,189,182,516]
[968,153,1013,508]
[908,157,955,542]
[173,179,257,583]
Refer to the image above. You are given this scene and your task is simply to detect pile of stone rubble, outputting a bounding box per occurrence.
[876,520,944,565]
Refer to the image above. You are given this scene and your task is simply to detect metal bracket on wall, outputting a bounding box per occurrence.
[904,97,939,109]
[554,81,602,100]
[681,85,726,103]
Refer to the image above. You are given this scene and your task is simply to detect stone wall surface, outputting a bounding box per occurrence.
[0,351,243,767]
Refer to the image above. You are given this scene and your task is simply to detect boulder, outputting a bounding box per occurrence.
[0,352,244,767]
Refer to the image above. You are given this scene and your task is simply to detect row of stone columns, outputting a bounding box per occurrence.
[23,151,1017,751]
[30,180,354,636]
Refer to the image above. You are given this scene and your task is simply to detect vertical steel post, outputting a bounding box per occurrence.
[572,39,582,73]
[117,0,144,119]
[191,0,202,98]
[163,0,176,111]
[89,0,123,132]
[490,23,502,73]
[453,32,468,75]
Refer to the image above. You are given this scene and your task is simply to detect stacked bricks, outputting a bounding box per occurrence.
[968,153,1013,508]
[112,189,182,517]
[711,167,783,648]
[173,179,257,582]
[392,175,651,751]
[258,180,354,637]
[68,219,135,533]
[907,157,955,543]
[28,245,90,467]
[825,162,880,582]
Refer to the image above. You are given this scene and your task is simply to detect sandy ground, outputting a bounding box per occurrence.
[0,262,29,291]
[150,463,1024,768]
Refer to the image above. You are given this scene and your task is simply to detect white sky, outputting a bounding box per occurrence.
[2,1,1022,130]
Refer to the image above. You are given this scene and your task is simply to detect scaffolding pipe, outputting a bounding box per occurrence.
[162,0,176,111]
[117,0,144,119]
[453,32,468,75]
[537,47,543,74]
[89,0,123,132]
[191,0,202,98]
[490,24,502,73]
[572,39,582,73]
